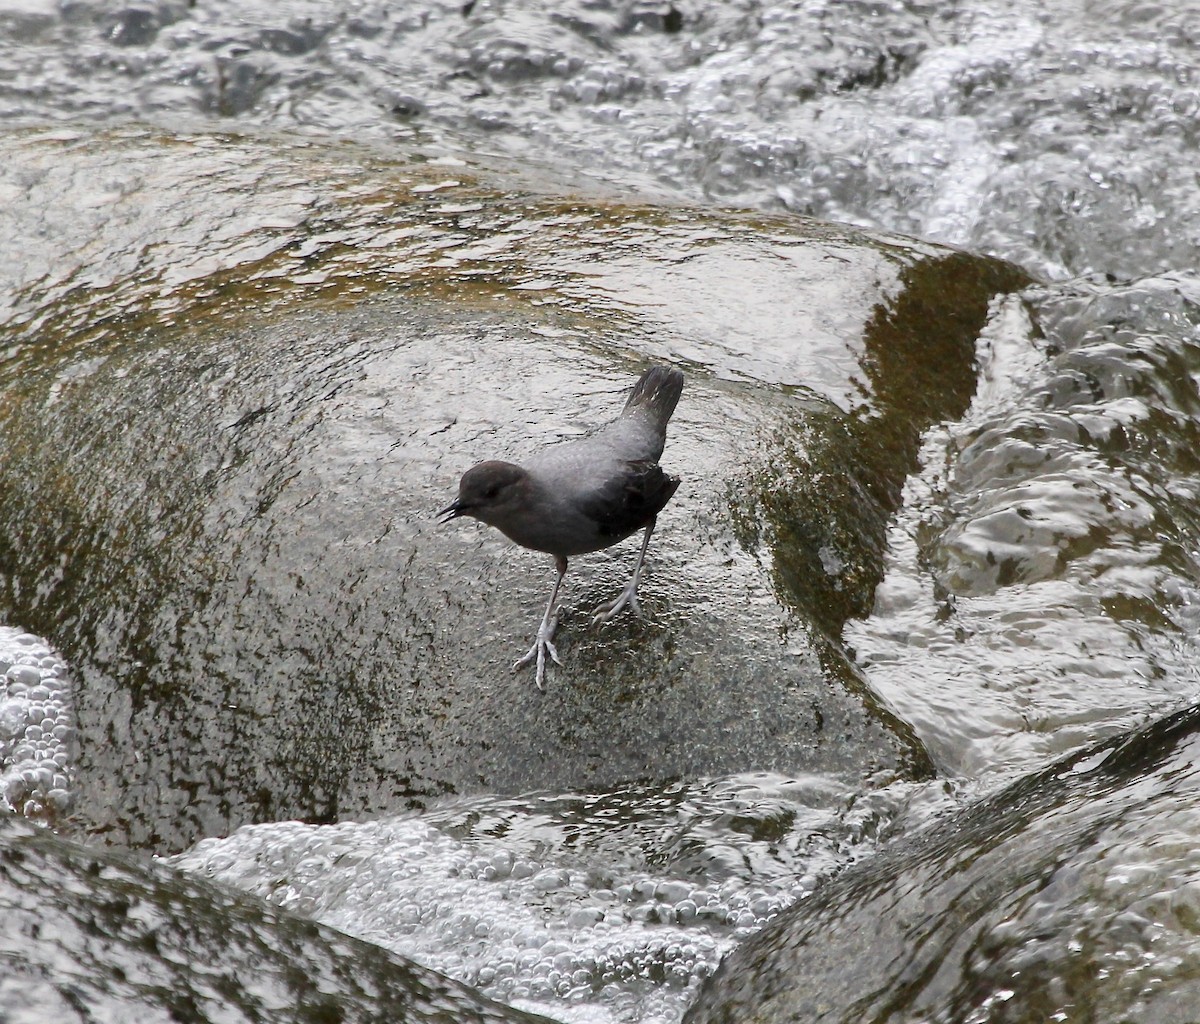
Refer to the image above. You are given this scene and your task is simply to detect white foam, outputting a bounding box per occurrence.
[0,626,76,822]
[171,775,945,1024]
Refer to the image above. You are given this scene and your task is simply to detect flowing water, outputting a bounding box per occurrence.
[4,1,1200,1021]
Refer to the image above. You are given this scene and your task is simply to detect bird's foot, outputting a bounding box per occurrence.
[591,581,642,626]
[513,615,562,689]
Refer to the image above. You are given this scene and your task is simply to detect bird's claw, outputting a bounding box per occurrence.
[514,616,562,689]
[513,639,562,689]
[591,584,642,626]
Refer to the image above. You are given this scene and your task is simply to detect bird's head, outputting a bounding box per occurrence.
[439,460,531,528]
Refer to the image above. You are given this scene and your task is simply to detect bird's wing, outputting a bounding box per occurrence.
[579,459,681,539]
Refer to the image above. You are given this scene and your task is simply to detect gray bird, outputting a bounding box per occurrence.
[440,365,684,687]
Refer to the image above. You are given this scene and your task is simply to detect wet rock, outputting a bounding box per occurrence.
[686,702,1200,1024]
[99,5,165,47]
[0,129,1024,851]
[0,815,553,1024]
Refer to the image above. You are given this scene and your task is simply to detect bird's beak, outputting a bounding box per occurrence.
[438,499,464,523]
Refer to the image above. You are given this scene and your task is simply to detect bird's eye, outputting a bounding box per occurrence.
[484,485,501,499]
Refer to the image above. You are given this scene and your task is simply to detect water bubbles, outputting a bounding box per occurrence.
[168,774,935,1023]
[0,627,77,822]
[0,699,28,740]
[531,867,571,892]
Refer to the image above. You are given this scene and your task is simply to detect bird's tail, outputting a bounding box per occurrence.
[623,365,684,430]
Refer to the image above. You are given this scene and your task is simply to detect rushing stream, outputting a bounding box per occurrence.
[3,1,1200,1022]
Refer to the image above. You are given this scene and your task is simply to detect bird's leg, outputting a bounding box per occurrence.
[592,519,656,626]
[514,554,567,689]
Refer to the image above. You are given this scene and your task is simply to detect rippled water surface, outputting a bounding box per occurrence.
[5,0,1200,1022]
[4,0,1199,278]
[848,277,1200,778]
[172,775,957,1023]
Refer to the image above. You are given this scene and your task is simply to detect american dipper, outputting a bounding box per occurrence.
[440,365,684,688]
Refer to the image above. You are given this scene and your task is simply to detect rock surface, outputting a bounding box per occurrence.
[686,701,1200,1024]
[0,815,555,1024]
[0,129,1026,851]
